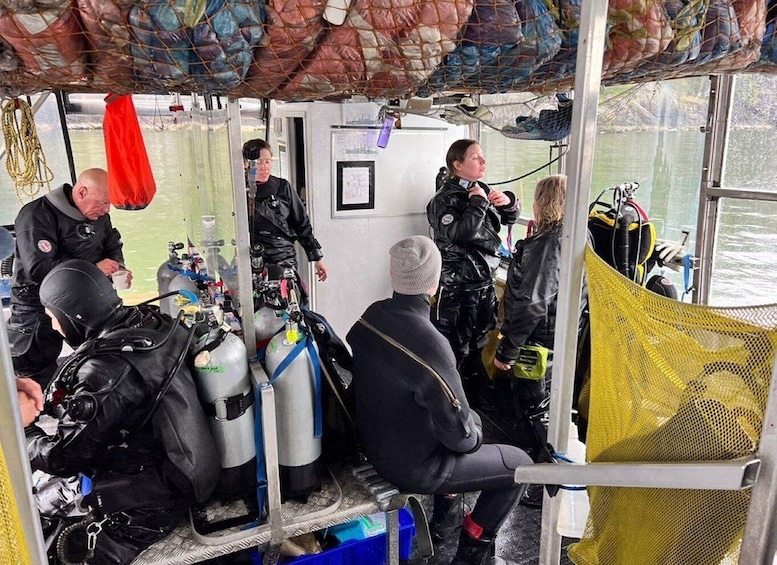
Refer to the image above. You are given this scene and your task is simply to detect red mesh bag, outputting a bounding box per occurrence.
[103,94,156,210]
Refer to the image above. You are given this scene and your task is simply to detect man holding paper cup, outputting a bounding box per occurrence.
[7,167,132,388]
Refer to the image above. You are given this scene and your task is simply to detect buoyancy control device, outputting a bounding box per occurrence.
[193,310,256,499]
[588,182,656,284]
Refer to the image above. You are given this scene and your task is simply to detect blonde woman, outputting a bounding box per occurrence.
[494,174,567,462]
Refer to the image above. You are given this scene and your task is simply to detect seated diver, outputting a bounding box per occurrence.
[347,236,533,565]
[27,259,220,565]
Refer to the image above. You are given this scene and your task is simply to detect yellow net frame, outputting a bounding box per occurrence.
[570,246,777,565]
[0,441,32,565]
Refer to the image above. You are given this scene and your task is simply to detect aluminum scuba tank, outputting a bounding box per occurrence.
[193,327,256,498]
[255,306,285,349]
[264,321,322,501]
[157,241,184,298]
[162,255,199,318]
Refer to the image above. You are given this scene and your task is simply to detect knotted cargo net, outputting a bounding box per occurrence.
[0,0,776,99]
[0,442,32,565]
[570,246,777,565]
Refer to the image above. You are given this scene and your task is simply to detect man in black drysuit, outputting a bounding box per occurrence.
[347,236,532,565]
[8,168,130,388]
[27,260,219,565]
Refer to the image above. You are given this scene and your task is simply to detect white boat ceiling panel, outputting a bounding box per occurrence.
[0,0,775,100]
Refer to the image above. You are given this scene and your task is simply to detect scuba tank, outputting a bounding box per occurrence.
[157,241,184,299]
[255,307,285,349]
[193,322,256,498]
[251,243,285,349]
[264,320,323,501]
[162,255,199,318]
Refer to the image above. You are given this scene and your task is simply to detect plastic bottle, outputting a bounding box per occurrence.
[376,116,394,148]
[556,422,590,538]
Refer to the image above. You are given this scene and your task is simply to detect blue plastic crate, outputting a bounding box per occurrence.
[288,508,415,564]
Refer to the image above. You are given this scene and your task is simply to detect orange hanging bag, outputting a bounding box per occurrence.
[103,94,157,210]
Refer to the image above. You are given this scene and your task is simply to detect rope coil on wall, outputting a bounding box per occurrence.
[1,97,54,203]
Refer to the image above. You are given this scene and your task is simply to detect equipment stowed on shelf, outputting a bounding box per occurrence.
[253,259,325,503]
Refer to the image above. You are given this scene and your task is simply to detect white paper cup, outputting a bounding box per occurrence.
[112,269,129,290]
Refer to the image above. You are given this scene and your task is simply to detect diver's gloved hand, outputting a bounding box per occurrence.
[654,239,685,270]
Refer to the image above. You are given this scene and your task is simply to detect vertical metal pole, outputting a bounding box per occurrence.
[55,91,77,185]
[539,0,608,563]
[693,75,733,305]
[226,98,257,359]
[740,353,777,564]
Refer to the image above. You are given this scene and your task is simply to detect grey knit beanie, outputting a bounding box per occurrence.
[389,236,442,295]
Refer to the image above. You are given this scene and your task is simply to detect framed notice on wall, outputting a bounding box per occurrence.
[336,161,375,211]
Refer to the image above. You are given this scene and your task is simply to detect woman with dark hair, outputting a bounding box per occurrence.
[426,139,520,399]
[494,174,567,460]
[242,138,328,282]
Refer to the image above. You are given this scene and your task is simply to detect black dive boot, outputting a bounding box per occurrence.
[451,529,520,565]
[430,493,464,543]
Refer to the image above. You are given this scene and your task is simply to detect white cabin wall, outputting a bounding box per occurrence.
[274,101,466,340]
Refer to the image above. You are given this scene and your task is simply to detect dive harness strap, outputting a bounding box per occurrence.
[202,390,255,421]
[268,330,323,438]
[357,318,470,437]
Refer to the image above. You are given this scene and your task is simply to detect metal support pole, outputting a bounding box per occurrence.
[55,90,77,185]
[693,75,734,305]
[226,99,257,358]
[515,455,760,490]
[740,353,777,564]
[538,0,608,563]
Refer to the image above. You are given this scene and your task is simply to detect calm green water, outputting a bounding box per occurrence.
[2,121,775,307]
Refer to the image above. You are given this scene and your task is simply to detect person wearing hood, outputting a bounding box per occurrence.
[27,259,218,564]
[347,236,532,565]
[7,168,132,388]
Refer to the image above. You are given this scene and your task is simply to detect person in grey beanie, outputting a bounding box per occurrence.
[347,236,532,565]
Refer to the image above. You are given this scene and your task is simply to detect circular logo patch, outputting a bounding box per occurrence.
[37,240,52,253]
[441,214,455,226]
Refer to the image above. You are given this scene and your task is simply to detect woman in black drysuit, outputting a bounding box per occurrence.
[243,138,328,283]
[348,236,532,565]
[427,139,519,402]
[27,259,220,565]
[494,175,570,459]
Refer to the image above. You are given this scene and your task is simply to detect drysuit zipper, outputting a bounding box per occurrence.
[357,318,469,435]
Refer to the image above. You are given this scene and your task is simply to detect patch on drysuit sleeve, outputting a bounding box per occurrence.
[37,240,53,253]
[440,214,455,226]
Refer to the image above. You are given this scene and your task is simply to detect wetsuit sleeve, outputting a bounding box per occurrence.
[428,190,490,245]
[497,190,520,225]
[496,236,560,363]
[27,358,145,477]
[14,203,64,284]
[100,220,125,265]
[411,344,482,454]
[283,179,323,261]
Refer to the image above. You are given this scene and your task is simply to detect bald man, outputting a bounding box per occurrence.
[7,168,132,387]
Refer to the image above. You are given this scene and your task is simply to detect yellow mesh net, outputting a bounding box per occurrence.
[569,246,777,565]
[0,442,32,565]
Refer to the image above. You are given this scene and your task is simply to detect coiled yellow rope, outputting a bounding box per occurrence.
[1,97,54,203]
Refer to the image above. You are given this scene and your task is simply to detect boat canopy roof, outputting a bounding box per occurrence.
[0,0,776,100]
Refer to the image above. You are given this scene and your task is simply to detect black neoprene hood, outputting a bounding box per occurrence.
[40,259,122,346]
